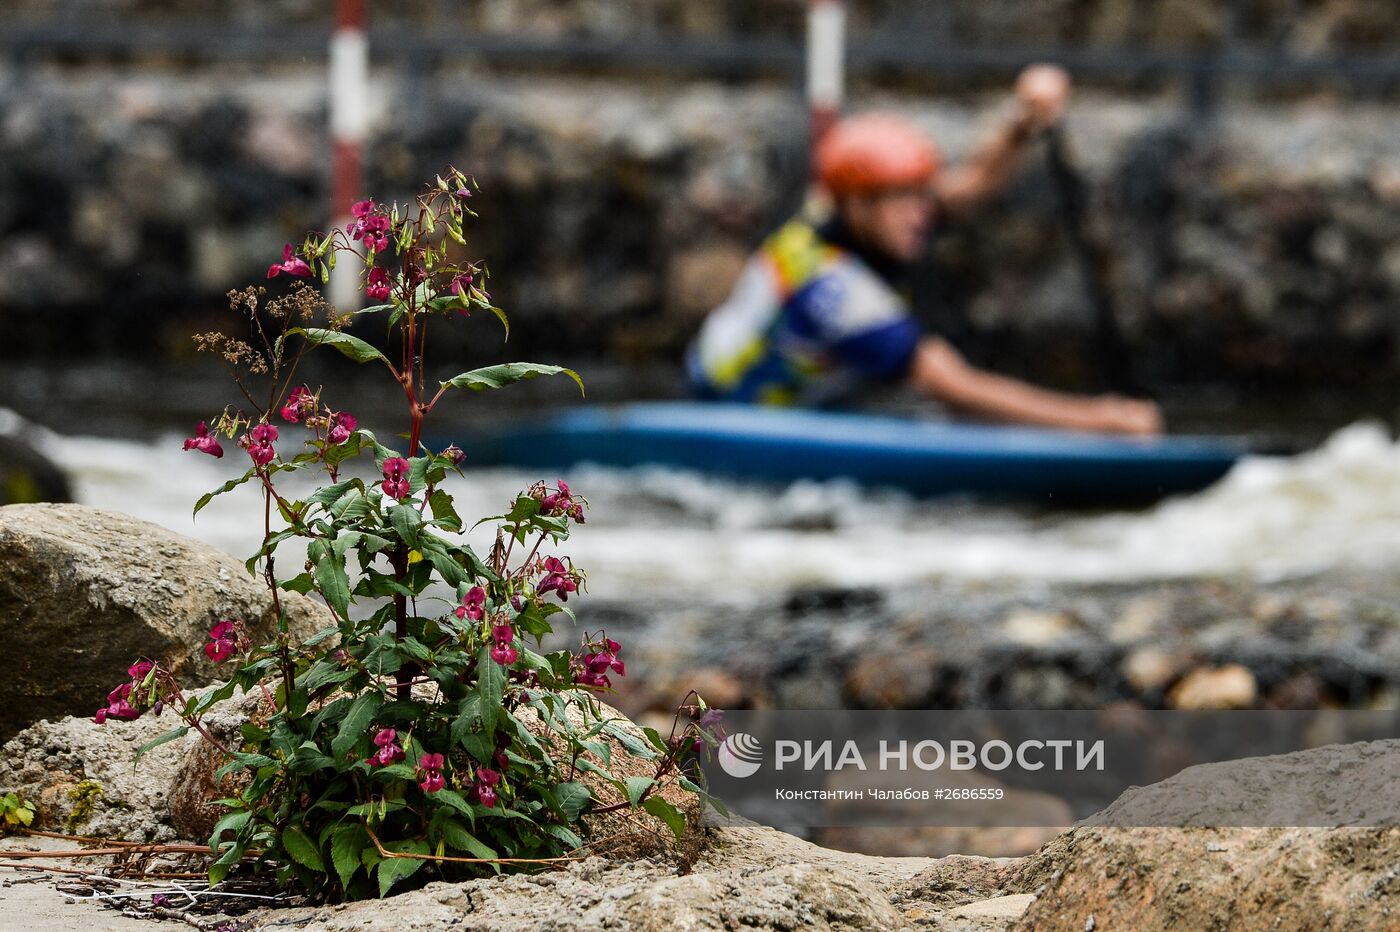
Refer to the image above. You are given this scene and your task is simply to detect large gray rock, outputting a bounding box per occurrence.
[1014,740,1400,931]
[0,503,328,739]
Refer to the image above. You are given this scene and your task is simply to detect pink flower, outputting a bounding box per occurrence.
[127,659,154,682]
[281,386,311,423]
[370,727,405,766]
[537,557,577,602]
[182,422,224,458]
[95,681,141,724]
[267,243,313,279]
[416,752,446,793]
[540,480,585,524]
[454,586,486,622]
[245,423,278,466]
[203,621,238,663]
[574,636,624,690]
[490,644,518,666]
[366,266,392,301]
[381,456,410,499]
[473,767,501,807]
[327,412,357,445]
[349,200,391,252]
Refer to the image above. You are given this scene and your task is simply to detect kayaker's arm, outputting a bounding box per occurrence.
[936,65,1071,216]
[909,338,1163,436]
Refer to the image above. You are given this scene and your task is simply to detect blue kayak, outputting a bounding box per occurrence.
[466,402,1244,503]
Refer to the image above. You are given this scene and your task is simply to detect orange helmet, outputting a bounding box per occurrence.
[815,113,941,197]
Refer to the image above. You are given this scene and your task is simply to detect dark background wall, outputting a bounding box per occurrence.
[7,0,1400,401]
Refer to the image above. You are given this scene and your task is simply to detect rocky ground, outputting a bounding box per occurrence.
[598,569,1400,720]
[3,699,1398,929]
[3,508,1400,927]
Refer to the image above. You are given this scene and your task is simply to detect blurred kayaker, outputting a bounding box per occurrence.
[686,65,1162,436]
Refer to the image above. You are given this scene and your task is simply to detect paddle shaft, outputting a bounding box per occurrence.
[1043,123,1144,397]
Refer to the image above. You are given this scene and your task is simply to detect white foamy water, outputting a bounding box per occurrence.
[29,421,1400,598]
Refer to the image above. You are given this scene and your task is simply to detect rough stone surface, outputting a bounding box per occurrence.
[0,503,329,739]
[1015,740,1400,930]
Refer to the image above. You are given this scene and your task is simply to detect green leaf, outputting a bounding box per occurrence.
[207,810,250,850]
[389,504,421,548]
[134,726,188,766]
[331,823,367,890]
[291,327,391,367]
[542,823,582,849]
[553,781,591,822]
[423,545,466,588]
[194,468,257,517]
[310,539,352,620]
[376,844,427,897]
[477,647,506,736]
[439,362,584,396]
[624,776,655,808]
[642,796,686,840]
[281,825,325,871]
[332,692,382,759]
[486,305,510,340]
[428,489,462,532]
[208,836,246,885]
[432,789,476,825]
[438,819,497,860]
[450,695,485,747]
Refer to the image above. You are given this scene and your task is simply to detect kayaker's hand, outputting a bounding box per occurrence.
[1092,396,1164,436]
[1015,64,1071,132]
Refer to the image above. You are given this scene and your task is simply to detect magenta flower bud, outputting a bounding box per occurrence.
[441,444,465,466]
[182,421,224,458]
[94,708,108,725]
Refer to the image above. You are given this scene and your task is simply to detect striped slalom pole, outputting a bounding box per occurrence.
[806,0,846,156]
[328,0,368,311]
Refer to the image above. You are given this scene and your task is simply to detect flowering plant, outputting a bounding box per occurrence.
[98,171,717,900]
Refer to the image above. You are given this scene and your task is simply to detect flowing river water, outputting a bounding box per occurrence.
[13,398,1400,715]
[30,419,1400,595]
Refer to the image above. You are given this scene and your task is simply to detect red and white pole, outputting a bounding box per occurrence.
[807,0,846,157]
[328,0,368,311]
